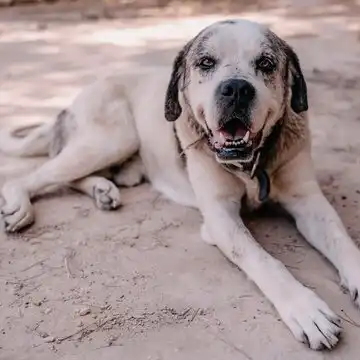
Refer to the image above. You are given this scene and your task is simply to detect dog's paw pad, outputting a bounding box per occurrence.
[93,182,121,211]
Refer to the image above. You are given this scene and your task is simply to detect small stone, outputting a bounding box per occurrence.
[32,299,43,307]
[79,307,91,316]
[43,336,55,343]
[38,331,49,338]
[107,335,117,346]
[44,308,52,315]
[39,232,57,241]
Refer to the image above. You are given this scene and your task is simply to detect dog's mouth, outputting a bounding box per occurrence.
[209,118,261,164]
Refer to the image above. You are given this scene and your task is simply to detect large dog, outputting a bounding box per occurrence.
[1,19,360,350]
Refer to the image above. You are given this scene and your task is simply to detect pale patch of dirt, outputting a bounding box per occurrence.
[1,1,360,359]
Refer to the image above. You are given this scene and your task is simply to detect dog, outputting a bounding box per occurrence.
[1,19,360,350]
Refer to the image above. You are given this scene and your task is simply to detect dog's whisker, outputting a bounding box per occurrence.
[179,135,206,158]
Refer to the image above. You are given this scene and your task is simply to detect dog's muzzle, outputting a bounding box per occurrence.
[210,79,260,164]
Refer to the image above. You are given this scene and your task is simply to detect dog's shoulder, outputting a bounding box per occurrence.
[270,111,309,165]
[268,110,312,197]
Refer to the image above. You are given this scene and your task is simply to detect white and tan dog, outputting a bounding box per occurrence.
[1,19,360,350]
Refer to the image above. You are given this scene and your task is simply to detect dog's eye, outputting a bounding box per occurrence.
[197,57,217,71]
[257,57,276,73]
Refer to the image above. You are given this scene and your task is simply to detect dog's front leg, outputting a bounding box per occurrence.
[277,152,360,307]
[186,149,341,350]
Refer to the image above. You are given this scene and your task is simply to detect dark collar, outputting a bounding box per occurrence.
[255,168,271,202]
[221,122,283,203]
[222,156,271,203]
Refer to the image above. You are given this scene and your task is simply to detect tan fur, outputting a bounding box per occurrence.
[1,19,360,351]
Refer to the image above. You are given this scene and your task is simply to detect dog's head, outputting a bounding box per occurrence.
[165,19,308,165]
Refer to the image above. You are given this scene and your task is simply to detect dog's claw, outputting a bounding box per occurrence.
[352,289,359,302]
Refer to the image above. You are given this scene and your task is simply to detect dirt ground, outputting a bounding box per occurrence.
[1,0,360,359]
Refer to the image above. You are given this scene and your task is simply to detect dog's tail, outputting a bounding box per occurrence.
[0,122,53,157]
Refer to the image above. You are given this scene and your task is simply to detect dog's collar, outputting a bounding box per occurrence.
[221,149,270,203]
[255,167,270,202]
[234,152,271,203]
[220,122,283,203]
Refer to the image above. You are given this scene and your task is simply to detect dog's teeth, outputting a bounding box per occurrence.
[243,131,250,143]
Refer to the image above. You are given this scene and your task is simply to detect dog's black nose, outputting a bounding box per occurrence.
[218,79,255,106]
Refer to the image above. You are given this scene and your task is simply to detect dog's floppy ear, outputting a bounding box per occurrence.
[286,46,308,114]
[164,45,189,122]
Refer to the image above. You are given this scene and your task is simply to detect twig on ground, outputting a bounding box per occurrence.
[64,248,77,279]
[188,308,200,324]
[56,315,121,344]
[20,258,49,272]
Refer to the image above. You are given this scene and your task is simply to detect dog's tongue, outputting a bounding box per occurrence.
[219,126,247,141]
[213,130,242,149]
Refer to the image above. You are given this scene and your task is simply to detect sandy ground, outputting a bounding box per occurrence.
[1,0,360,359]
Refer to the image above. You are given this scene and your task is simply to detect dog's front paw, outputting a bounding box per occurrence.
[340,265,360,307]
[278,287,342,350]
[1,197,34,233]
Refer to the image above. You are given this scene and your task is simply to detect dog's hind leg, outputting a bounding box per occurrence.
[1,76,141,232]
[70,153,147,210]
[70,176,121,211]
[1,127,138,232]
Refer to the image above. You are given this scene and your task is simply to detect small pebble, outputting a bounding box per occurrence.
[39,232,57,241]
[32,299,42,307]
[107,335,117,346]
[38,331,49,338]
[44,308,52,315]
[79,307,91,316]
[43,336,55,343]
